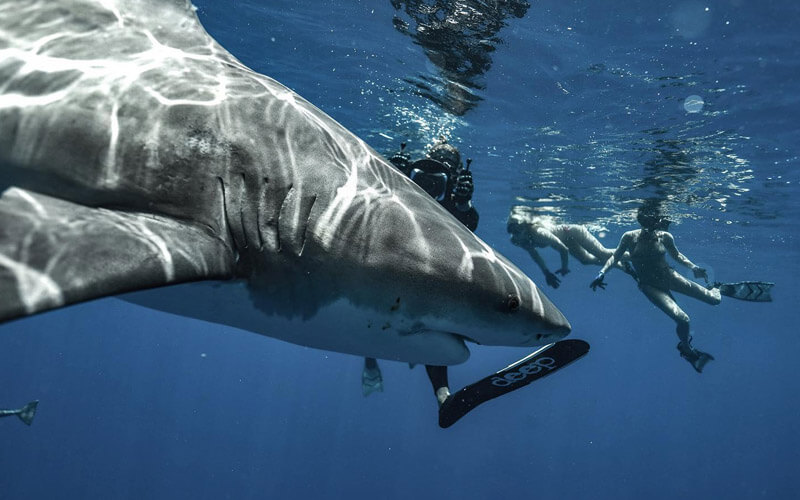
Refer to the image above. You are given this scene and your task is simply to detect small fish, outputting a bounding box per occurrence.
[0,400,38,426]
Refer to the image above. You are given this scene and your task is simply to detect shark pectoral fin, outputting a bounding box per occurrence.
[0,188,236,322]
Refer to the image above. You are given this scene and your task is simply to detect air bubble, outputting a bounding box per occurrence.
[683,94,704,113]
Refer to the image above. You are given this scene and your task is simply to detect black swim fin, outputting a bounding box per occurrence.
[677,342,714,373]
[438,340,590,428]
[715,281,774,302]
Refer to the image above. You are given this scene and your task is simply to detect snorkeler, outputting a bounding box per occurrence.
[507,205,634,288]
[361,138,478,405]
[589,201,720,373]
[0,400,38,426]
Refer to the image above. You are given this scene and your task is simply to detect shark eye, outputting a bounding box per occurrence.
[506,294,521,312]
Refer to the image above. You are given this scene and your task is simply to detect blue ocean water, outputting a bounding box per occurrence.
[1,1,798,498]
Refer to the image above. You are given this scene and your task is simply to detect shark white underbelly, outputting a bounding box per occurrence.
[124,281,472,365]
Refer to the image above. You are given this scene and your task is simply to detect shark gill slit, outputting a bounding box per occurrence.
[256,176,269,251]
[274,182,293,253]
[216,176,240,258]
[298,194,317,256]
[250,174,265,250]
[272,184,319,256]
[238,172,248,250]
[256,176,286,254]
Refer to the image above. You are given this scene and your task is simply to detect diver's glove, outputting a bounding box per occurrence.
[590,271,607,291]
[389,142,411,175]
[545,270,561,288]
[453,170,474,204]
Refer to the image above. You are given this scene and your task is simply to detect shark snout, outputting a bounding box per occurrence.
[537,289,572,334]
[521,328,570,347]
[519,288,571,346]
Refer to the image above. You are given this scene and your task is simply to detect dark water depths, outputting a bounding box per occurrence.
[1,1,798,499]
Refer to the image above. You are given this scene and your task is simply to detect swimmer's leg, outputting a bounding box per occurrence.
[564,226,635,274]
[639,284,691,342]
[425,365,450,407]
[567,243,604,265]
[669,270,721,305]
[639,283,714,372]
[564,226,611,265]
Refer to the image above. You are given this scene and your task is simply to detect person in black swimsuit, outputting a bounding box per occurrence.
[360,138,478,405]
[589,201,721,372]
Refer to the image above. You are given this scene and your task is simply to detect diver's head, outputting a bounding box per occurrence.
[507,205,535,236]
[428,139,461,172]
[636,200,670,231]
[507,205,558,236]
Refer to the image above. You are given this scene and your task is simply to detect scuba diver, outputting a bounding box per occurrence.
[589,201,720,373]
[1,400,38,426]
[388,138,478,231]
[507,205,634,288]
[361,138,478,406]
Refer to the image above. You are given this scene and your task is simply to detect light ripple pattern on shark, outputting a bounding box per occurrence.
[0,0,570,366]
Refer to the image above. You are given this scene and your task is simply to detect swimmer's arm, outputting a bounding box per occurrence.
[523,246,561,287]
[664,232,708,279]
[612,252,632,270]
[663,232,698,270]
[599,232,633,275]
[525,247,551,276]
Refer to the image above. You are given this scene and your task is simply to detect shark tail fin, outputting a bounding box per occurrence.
[17,400,38,426]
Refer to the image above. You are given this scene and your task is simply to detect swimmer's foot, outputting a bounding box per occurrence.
[677,341,714,373]
[435,387,451,408]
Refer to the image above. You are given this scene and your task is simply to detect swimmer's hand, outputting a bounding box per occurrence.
[545,270,561,288]
[692,266,708,280]
[555,267,570,276]
[590,272,606,291]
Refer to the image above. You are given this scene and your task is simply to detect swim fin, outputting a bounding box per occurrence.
[361,361,384,397]
[715,281,774,302]
[438,340,590,428]
[677,342,714,373]
[17,400,38,426]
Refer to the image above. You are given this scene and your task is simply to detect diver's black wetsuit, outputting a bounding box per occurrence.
[441,197,479,231]
[389,148,479,231]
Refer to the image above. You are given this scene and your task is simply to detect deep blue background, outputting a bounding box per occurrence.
[2,1,798,498]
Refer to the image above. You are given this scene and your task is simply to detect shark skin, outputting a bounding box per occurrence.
[0,0,571,366]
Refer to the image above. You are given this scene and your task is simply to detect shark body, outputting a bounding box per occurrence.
[0,0,570,366]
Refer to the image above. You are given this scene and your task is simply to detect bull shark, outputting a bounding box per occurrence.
[0,0,570,372]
